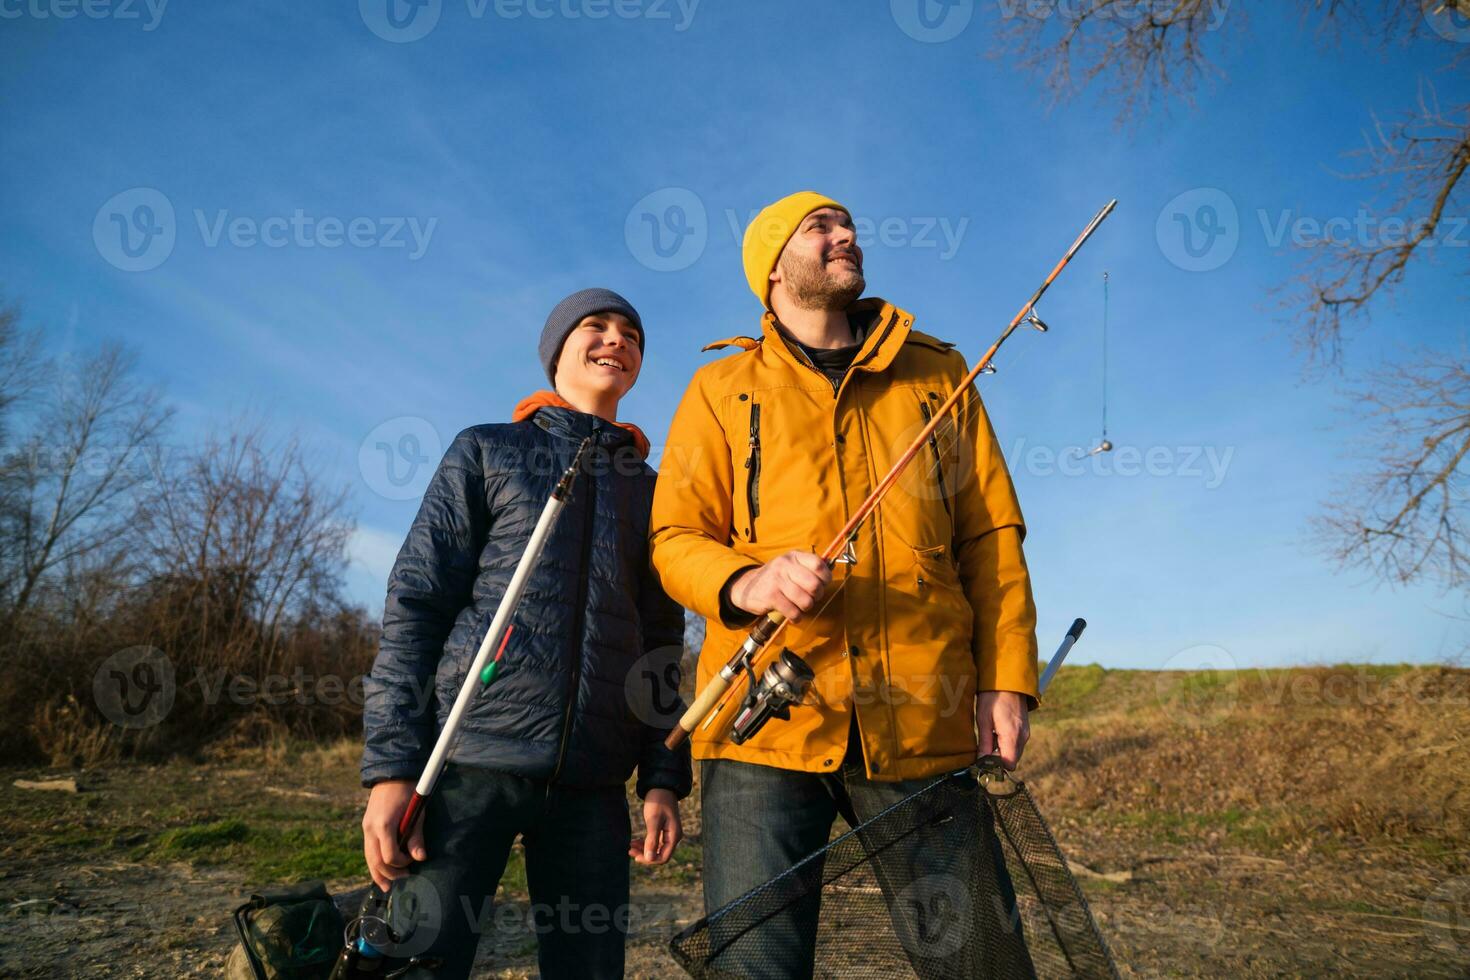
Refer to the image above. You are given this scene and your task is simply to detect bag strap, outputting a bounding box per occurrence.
[233,897,270,980]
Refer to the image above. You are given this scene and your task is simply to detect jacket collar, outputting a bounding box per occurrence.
[512,393,644,457]
[760,297,914,380]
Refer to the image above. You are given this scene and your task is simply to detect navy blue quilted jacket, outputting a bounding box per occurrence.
[360,405,692,799]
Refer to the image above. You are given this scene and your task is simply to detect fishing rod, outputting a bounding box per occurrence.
[331,435,595,978]
[665,199,1118,751]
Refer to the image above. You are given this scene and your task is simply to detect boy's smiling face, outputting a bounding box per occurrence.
[554,311,643,403]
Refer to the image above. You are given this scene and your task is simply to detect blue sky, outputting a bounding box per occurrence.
[4,1,1467,670]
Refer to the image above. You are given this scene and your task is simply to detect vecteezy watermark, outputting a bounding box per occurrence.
[623,645,686,727]
[1424,0,1470,43]
[194,209,437,259]
[1423,876,1470,956]
[359,0,442,42]
[7,441,171,485]
[624,186,971,272]
[458,896,680,940]
[359,417,444,501]
[890,0,974,43]
[1158,185,1470,272]
[724,206,970,261]
[625,187,708,272]
[93,646,175,728]
[892,874,973,957]
[1257,208,1470,251]
[995,0,1232,30]
[0,0,168,30]
[93,188,439,271]
[367,874,444,959]
[1006,438,1236,489]
[1153,643,1239,728]
[1156,187,1241,272]
[93,187,177,273]
[359,0,699,42]
[193,668,374,709]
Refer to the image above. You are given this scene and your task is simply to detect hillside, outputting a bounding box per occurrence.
[1,664,1466,977]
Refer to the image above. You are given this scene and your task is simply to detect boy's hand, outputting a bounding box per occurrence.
[362,779,427,891]
[630,788,682,865]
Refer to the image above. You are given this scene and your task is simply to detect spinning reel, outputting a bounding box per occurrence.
[729,648,815,745]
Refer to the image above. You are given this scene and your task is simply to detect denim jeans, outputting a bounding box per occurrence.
[393,763,631,980]
[700,739,1030,979]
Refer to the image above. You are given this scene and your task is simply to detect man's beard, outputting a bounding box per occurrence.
[778,251,865,311]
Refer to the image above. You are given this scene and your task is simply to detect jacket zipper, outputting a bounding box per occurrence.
[744,402,761,541]
[550,430,597,783]
[919,396,952,523]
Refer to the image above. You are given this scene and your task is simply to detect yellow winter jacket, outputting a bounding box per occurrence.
[650,298,1039,781]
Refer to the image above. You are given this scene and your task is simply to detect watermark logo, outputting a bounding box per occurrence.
[193,209,437,259]
[1424,0,1470,43]
[893,873,972,957]
[625,187,707,272]
[996,0,1231,32]
[1006,438,1236,489]
[359,417,443,500]
[1423,876,1470,956]
[1153,643,1238,727]
[93,646,175,729]
[1156,187,1239,272]
[360,0,700,41]
[359,0,442,42]
[0,0,169,30]
[93,187,176,272]
[891,0,973,42]
[1257,207,1468,250]
[370,874,444,958]
[623,645,687,727]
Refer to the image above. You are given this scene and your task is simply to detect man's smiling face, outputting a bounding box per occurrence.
[554,311,643,402]
[771,207,866,311]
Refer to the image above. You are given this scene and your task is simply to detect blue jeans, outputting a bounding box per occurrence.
[700,742,1030,979]
[393,764,631,980]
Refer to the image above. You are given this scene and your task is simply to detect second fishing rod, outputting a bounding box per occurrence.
[665,198,1118,751]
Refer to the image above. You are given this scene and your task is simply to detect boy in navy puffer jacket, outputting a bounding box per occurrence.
[359,289,691,979]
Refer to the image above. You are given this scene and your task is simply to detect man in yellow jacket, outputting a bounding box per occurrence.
[651,191,1039,975]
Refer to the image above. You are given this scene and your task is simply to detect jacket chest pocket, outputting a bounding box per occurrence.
[917,391,959,540]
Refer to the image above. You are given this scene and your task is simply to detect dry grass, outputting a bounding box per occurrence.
[1027,663,1470,855]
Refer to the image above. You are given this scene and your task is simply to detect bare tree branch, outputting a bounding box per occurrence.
[996,0,1470,600]
[1285,83,1470,370]
[994,0,1242,121]
[0,342,172,621]
[1315,347,1470,589]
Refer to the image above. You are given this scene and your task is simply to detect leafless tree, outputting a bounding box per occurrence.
[0,341,172,623]
[997,0,1470,596]
[1316,350,1470,589]
[137,422,355,674]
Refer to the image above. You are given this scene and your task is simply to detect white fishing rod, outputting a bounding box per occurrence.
[1039,618,1087,696]
[394,435,594,843]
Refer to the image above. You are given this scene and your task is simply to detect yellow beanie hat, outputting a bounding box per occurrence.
[742,190,849,307]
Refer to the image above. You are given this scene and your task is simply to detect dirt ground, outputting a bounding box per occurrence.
[3,665,1468,978]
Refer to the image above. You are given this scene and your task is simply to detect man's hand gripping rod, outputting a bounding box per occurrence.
[665,200,1117,752]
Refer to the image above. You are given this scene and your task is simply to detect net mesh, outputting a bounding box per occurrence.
[670,766,1119,980]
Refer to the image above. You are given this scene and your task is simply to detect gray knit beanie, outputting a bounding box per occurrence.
[539,288,644,384]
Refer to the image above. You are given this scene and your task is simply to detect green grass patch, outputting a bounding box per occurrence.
[156,817,249,852]
[499,848,528,895]
[1105,807,1283,848]
[1040,663,1107,715]
[143,817,362,883]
